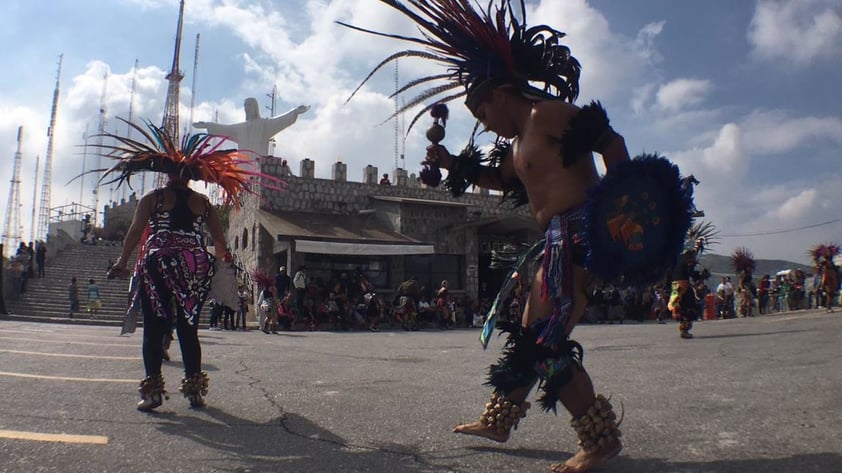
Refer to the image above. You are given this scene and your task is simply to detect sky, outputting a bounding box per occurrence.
[0,0,840,264]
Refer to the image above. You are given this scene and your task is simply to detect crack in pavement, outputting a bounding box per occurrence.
[234,359,466,472]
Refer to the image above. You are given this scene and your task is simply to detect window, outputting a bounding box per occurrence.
[234,236,239,250]
[303,254,390,289]
[242,228,248,249]
[404,254,464,296]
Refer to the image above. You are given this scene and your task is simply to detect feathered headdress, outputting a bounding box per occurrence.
[251,269,274,290]
[339,0,581,134]
[731,247,756,274]
[809,243,841,266]
[83,118,283,209]
[683,221,719,257]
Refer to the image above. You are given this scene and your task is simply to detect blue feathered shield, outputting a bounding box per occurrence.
[585,154,693,285]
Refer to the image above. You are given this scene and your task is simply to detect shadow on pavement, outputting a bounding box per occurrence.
[153,407,434,472]
[468,446,842,472]
[693,328,810,340]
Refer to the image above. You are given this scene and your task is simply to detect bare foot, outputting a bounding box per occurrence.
[550,437,622,472]
[452,421,510,443]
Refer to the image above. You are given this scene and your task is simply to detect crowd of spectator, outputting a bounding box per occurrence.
[203,263,840,333]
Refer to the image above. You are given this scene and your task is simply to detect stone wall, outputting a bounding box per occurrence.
[253,160,532,300]
[103,194,139,240]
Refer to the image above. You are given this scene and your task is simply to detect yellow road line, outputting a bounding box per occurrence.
[0,371,136,383]
[0,429,108,445]
[0,349,140,361]
[0,336,137,348]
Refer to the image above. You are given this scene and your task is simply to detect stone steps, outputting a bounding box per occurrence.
[7,243,136,322]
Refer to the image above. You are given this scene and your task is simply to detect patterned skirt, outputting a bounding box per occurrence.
[138,232,215,326]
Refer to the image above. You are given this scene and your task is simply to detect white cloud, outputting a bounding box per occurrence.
[740,109,842,155]
[748,0,842,65]
[655,78,711,112]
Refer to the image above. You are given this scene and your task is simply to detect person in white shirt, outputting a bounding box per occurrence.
[293,266,308,314]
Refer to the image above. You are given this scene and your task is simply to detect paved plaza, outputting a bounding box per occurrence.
[0,311,840,472]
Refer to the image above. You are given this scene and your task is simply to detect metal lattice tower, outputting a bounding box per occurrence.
[30,154,40,242]
[394,59,400,170]
[158,0,186,187]
[92,73,108,226]
[188,33,200,137]
[36,54,63,241]
[127,59,140,195]
[2,127,24,255]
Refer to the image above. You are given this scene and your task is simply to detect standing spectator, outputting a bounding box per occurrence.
[35,242,47,278]
[87,279,102,319]
[723,276,736,318]
[804,273,815,310]
[236,285,249,330]
[15,243,30,294]
[9,254,23,300]
[293,265,308,313]
[208,299,223,330]
[652,285,668,324]
[274,266,291,301]
[26,242,36,279]
[436,280,454,328]
[770,275,782,312]
[257,286,277,334]
[757,275,771,315]
[280,159,293,177]
[68,277,80,318]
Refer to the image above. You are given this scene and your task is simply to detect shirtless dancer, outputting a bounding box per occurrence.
[428,78,627,473]
[340,2,685,471]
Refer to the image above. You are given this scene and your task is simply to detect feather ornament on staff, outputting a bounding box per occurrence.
[420,103,449,186]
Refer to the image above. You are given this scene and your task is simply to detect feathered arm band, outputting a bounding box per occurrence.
[443,143,484,197]
[558,101,619,167]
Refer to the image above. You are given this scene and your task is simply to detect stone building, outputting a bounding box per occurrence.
[228,158,540,302]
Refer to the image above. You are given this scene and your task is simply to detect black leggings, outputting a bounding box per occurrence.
[141,288,203,377]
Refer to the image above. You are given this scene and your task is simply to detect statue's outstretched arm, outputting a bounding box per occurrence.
[267,105,310,135]
[193,121,237,137]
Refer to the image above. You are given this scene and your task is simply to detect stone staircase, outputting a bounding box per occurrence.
[6,242,136,326]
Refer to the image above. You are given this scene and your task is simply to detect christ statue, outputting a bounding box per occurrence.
[193,97,310,157]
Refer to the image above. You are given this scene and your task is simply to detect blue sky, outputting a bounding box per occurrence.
[1,0,840,264]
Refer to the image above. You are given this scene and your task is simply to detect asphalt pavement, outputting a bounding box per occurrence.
[0,310,840,473]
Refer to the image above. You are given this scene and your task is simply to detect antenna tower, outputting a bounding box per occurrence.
[79,124,89,207]
[188,33,200,135]
[266,84,277,156]
[2,127,24,255]
[127,58,139,196]
[36,54,62,241]
[159,0,186,187]
[30,155,40,242]
[394,59,400,170]
[93,72,109,226]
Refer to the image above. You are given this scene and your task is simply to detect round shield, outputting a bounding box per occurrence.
[585,154,693,285]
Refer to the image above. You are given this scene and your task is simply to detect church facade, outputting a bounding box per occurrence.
[228,158,540,301]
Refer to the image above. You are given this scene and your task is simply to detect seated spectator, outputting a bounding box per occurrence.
[379,173,392,185]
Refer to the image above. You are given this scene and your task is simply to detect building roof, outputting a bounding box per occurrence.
[370,195,473,207]
[257,210,420,244]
